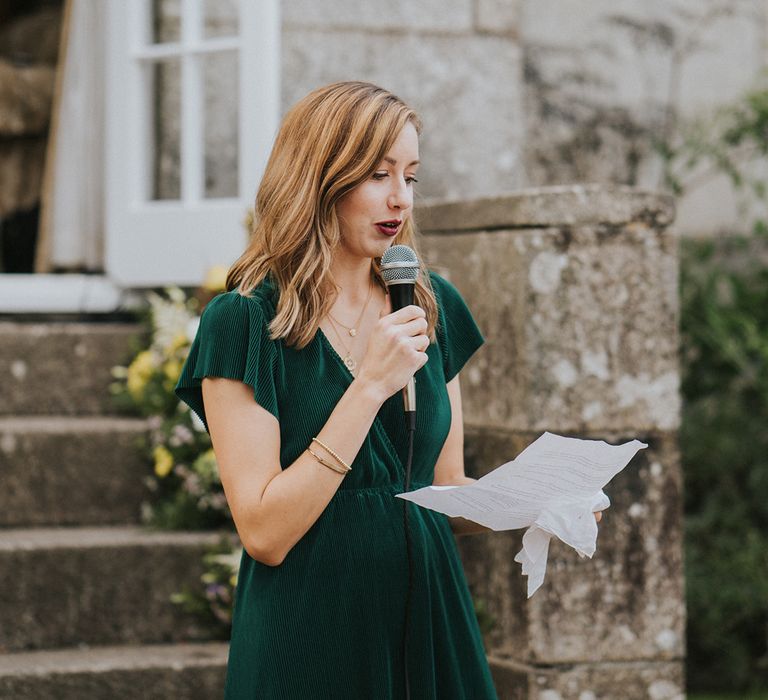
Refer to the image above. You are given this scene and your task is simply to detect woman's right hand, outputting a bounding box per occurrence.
[356,294,430,401]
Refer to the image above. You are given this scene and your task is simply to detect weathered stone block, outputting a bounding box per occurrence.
[421,187,679,433]
[282,0,474,32]
[281,30,525,200]
[489,655,685,700]
[418,185,675,231]
[488,656,529,699]
[476,0,522,35]
[0,527,224,651]
[459,430,684,664]
[517,0,765,239]
[0,417,150,527]
[0,643,228,700]
[0,323,144,416]
[421,185,683,690]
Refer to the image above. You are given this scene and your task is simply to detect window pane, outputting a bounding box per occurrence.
[151,0,180,44]
[203,0,238,39]
[151,59,181,200]
[203,51,238,198]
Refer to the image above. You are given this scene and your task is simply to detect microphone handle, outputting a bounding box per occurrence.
[387,283,417,420]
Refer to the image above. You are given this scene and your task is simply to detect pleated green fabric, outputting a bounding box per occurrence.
[175,270,498,700]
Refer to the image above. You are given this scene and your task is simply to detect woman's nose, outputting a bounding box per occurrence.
[388,179,412,210]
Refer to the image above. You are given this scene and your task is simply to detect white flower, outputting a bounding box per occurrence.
[147,415,163,431]
[170,424,194,446]
[148,290,196,353]
[190,411,206,432]
[186,316,201,342]
[211,549,242,573]
[167,286,187,304]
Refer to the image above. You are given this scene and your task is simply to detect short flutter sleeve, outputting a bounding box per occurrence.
[429,270,485,383]
[175,290,280,431]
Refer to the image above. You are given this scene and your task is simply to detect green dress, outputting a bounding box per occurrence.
[175,270,498,700]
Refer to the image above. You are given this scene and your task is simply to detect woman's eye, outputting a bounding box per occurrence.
[371,172,418,184]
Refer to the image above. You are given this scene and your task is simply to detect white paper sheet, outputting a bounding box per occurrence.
[396,431,647,597]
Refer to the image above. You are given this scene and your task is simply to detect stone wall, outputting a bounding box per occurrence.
[419,184,685,700]
[282,0,767,236]
[151,0,767,237]
[281,0,526,201]
[517,0,768,237]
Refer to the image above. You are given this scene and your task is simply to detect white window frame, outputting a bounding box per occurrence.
[104,0,280,287]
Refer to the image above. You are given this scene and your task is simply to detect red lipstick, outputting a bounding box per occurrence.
[374,219,402,236]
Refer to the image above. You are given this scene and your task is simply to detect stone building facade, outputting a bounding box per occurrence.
[279,0,766,236]
[151,0,766,239]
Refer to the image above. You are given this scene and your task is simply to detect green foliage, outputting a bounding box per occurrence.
[680,237,768,692]
[472,595,497,640]
[657,70,768,693]
[110,286,233,531]
[112,281,240,637]
[170,538,240,639]
[690,694,768,700]
[660,74,768,231]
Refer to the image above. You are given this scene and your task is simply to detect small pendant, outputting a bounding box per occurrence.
[343,355,356,371]
[349,328,357,337]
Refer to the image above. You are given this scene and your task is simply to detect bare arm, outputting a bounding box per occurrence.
[203,300,431,566]
[432,375,493,536]
[204,376,385,565]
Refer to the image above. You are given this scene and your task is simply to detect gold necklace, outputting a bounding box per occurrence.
[328,277,374,337]
[328,315,358,372]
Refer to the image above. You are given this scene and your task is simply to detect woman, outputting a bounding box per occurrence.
[176,81,600,699]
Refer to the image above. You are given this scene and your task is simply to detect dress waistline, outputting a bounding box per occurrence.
[331,482,431,499]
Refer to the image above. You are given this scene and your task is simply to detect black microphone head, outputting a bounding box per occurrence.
[380,245,420,287]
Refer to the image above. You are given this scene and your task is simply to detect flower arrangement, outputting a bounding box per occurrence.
[111,266,234,529]
[111,264,241,633]
[170,537,242,639]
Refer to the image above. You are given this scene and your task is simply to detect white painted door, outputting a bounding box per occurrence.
[105,0,280,287]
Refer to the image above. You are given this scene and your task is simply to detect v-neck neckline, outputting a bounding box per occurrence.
[317,326,357,383]
[316,326,409,481]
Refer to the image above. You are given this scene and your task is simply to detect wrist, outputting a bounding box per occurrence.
[349,376,388,408]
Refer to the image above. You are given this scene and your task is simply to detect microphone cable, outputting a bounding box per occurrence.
[379,244,421,700]
[401,410,416,700]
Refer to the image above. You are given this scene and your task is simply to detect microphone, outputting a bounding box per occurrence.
[381,246,419,699]
[380,244,420,428]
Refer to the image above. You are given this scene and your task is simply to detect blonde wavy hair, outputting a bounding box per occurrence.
[226,81,438,350]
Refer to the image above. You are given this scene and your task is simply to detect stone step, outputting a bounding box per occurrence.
[0,642,228,699]
[0,322,145,416]
[0,416,150,527]
[0,526,230,652]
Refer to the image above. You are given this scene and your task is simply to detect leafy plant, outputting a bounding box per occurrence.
[171,538,241,639]
[660,73,768,236]
[111,269,234,531]
[679,237,768,692]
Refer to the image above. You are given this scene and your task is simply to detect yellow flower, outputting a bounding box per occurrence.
[163,359,183,383]
[166,332,189,357]
[203,265,229,293]
[153,445,174,478]
[242,207,255,236]
[127,350,156,401]
[193,449,219,480]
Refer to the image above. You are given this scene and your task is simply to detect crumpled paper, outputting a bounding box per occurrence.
[397,432,647,597]
[514,490,611,597]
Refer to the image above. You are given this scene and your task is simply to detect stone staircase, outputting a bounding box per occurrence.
[0,320,229,699]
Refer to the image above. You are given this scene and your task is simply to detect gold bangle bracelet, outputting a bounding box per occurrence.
[311,437,352,472]
[307,446,350,475]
